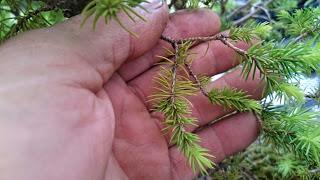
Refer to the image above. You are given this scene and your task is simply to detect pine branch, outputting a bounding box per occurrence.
[262,106,320,166]
[278,8,320,38]
[2,5,56,42]
[152,41,214,174]
[41,0,90,17]
[208,87,262,113]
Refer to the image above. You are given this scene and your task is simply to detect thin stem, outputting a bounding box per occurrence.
[170,42,179,103]
[227,0,252,20]
[184,61,209,98]
[216,35,248,56]
[232,0,274,26]
[161,34,223,44]
[160,34,250,98]
[161,34,247,56]
[294,32,309,42]
[220,0,228,16]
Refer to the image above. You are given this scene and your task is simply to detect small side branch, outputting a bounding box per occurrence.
[232,0,274,26]
[216,35,248,56]
[171,42,179,102]
[184,61,209,98]
[160,34,251,98]
[5,6,54,39]
[227,0,252,20]
[161,34,247,56]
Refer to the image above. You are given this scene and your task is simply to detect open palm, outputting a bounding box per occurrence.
[0,2,262,180]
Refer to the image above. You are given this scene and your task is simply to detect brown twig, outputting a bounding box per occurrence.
[161,34,222,44]
[170,42,179,103]
[217,35,248,56]
[161,34,246,53]
[160,34,251,98]
[184,61,209,98]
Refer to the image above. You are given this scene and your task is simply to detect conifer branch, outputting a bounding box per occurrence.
[208,88,262,113]
[2,0,320,178]
[81,0,148,36]
[262,106,320,166]
[152,41,214,174]
[3,5,55,41]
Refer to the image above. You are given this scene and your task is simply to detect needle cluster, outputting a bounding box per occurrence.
[81,0,148,36]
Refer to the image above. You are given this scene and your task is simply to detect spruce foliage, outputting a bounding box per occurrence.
[81,0,148,36]
[1,0,320,178]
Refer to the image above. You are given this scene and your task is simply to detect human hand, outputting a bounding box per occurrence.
[0,1,262,179]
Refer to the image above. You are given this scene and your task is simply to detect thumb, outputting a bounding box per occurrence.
[0,0,168,89]
[56,0,169,81]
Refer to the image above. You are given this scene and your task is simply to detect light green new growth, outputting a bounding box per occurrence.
[81,0,148,36]
[151,38,266,173]
[229,22,273,43]
[152,42,214,174]
[278,83,305,102]
[208,87,262,113]
[239,41,319,97]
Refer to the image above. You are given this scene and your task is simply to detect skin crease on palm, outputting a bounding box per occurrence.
[0,0,264,180]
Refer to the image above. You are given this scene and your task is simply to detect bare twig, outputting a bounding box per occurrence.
[184,61,209,98]
[216,35,248,56]
[241,167,258,180]
[227,0,252,20]
[310,168,320,173]
[220,0,228,16]
[160,34,250,98]
[233,0,274,26]
[161,33,232,44]
[161,33,255,63]
[171,42,179,103]
[294,32,309,42]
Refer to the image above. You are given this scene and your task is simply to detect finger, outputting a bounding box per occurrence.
[1,0,168,91]
[128,39,251,106]
[169,112,259,179]
[118,8,221,81]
